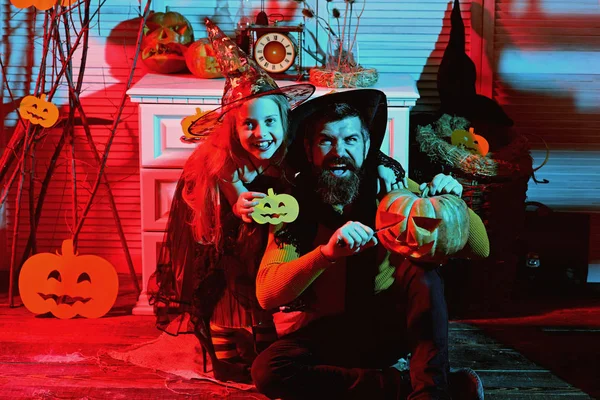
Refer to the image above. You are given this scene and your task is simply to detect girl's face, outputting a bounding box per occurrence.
[235,96,285,161]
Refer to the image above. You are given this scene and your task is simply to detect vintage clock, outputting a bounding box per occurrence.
[254,32,296,73]
[243,24,304,80]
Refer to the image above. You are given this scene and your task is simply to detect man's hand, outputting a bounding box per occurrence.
[233,191,266,223]
[419,173,463,197]
[320,221,378,261]
[377,165,408,194]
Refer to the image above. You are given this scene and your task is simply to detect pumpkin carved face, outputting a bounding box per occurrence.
[10,0,55,10]
[141,11,194,74]
[19,94,59,128]
[252,188,300,225]
[18,239,119,319]
[376,188,470,261]
[185,38,222,79]
[451,127,489,156]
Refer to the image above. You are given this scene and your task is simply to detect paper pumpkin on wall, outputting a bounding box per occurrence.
[376,188,470,261]
[141,11,194,74]
[252,188,299,225]
[18,239,119,319]
[10,0,56,10]
[451,127,489,156]
[18,93,59,128]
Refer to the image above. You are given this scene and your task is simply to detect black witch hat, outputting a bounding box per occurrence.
[437,0,513,147]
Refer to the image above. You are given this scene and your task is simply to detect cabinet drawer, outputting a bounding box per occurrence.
[139,104,217,168]
[140,168,182,231]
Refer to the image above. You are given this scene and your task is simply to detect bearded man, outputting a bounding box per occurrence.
[250,90,488,400]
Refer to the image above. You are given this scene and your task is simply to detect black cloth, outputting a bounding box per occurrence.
[251,259,450,400]
[148,173,284,334]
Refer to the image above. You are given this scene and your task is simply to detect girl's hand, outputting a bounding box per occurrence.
[320,221,378,261]
[419,173,463,197]
[234,192,266,223]
[377,165,408,194]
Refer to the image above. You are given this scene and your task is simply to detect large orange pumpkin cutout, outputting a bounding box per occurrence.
[185,38,222,79]
[252,188,299,225]
[18,239,119,319]
[19,93,59,128]
[376,188,470,261]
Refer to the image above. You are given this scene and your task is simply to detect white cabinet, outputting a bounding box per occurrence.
[127,73,419,315]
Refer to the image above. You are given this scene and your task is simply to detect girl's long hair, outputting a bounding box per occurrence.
[181,94,290,252]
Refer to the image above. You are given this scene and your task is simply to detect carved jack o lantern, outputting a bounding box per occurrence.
[141,11,194,74]
[185,38,222,79]
[376,188,470,261]
[451,127,489,156]
[252,188,300,225]
[18,239,119,319]
[19,93,60,128]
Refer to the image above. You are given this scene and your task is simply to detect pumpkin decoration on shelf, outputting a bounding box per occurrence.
[376,188,470,261]
[18,239,119,319]
[141,11,194,74]
[252,188,300,225]
[18,93,59,128]
[181,107,210,139]
[185,38,222,79]
[451,127,489,157]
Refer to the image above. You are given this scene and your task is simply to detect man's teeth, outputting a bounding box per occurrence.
[253,141,273,150]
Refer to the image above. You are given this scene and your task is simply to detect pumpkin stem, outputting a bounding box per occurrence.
[420,186,430,198]
[61,239,76,257]
[39,93,46,101]
[267,188,275,197]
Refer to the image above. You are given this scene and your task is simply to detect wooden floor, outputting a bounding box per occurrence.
[0,275,596,399]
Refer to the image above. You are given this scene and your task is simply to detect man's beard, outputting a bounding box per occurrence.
[313,156,363,206]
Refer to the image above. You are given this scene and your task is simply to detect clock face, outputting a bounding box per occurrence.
[254,33,296,74]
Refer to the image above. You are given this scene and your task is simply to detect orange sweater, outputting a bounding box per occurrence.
[255,180,489,337]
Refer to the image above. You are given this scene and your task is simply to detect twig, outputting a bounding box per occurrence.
[58,0,140,295]
[338,2,350,70]
[348,0,367,65]
[72,0,152,292]
[28,143,37,255]
[8,125,36,307]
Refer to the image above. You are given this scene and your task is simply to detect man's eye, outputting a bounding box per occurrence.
[319,139,332,146]
[346,137,358,144]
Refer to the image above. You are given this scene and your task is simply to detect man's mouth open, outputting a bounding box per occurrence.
[328,163,352,177]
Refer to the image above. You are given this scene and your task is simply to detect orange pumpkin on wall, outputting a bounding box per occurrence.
[185,38,222,79]
[18,93,60,128]
[10,0,56,10]
[18,239,119,319]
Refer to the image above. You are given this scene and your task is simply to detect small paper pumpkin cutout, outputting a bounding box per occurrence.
[10,0,55,10]
[252,188,300,225]
[451,127,489,156]
[376,188,470,261]
[181,108,210,138]
[18,239,119,319]
[19,93,59,128]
